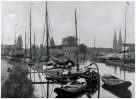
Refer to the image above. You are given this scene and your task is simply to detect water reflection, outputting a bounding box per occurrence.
[78,59,135,98]
[114,66,117,76]
[119,67,122,78]
[102,84,132,98]
[124,69,126,80]
[113,66,126,80]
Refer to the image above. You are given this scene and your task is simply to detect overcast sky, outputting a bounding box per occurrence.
[1,1,135,48]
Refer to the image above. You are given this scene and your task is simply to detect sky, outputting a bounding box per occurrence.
[1,1,135,48]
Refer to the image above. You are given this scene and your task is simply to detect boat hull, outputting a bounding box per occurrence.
[101,74,132,88]
[54,82,87,96]
[102,84,132,98]
[55,89,86,98]
[54,70,100,97]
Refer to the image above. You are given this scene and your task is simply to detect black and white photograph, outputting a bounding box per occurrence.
[1,1,135,98]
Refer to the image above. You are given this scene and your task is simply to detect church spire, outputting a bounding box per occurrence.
[118,29,122,51]
[113,29,117,50]
[114,29,117,43]
[114,30,116,38]
[119,29,122,39]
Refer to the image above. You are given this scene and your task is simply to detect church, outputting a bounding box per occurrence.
[113,29,122,51]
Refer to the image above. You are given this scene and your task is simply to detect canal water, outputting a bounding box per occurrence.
[29,59,135,98]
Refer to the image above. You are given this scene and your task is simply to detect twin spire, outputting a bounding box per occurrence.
[113,29,122,51]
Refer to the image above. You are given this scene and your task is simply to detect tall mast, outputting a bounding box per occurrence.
[30,4,32,58]
[46,2,49,61]
[46,2,50,99]
[14,24,17,55]
[75,10,79,71]
[34,32,36,57]
[94,37,95,52]
[124,3,127,59]
[25,28,26,55]
[79,37,80,45]
[94,37,95,48]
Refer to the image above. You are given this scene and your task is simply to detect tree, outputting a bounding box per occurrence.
[31,44,36,53]
[36,45,39,50]
[62,38,66,45]
[62,36,77,46]
[79,44,87,54]
[16,35,23,50]
[40,44,43,51]
[50,37,55,46]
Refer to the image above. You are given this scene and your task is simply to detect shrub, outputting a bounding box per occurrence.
[8,57,22,65]
[1,63,34,98]
[8,57,22,63]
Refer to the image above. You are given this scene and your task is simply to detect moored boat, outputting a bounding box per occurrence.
[101,74,132,87]
[54,70,100,97]
[44,62,100,84]
[54,78,87,95]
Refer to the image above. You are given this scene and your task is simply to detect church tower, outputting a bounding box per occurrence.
[118,29,122,51]
[113,30,117,50]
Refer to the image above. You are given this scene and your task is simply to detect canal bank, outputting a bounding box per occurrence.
[1,59,11,87]
[105,60,135,71]
[1,59,35,98]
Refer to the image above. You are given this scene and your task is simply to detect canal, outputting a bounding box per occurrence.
[29,59,135,98]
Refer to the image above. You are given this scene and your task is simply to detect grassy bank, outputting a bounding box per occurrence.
[1,62,34,98]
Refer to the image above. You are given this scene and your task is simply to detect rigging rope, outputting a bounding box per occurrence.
[41,18,46,56]
[48,35,56,57]
[48,14,59,57]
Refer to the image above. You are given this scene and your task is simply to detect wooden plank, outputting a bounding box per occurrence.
[27,72,44,73]
[31,82,57,84]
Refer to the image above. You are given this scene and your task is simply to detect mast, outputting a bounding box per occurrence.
[34,32,36,57]
[86,40,87,54]
[79,37,80,45]
[14,24,17,55]
[124,3,127,59]
[75,10,79,71]
[30,4,32,58]
[94,37,95,48]
[94,37,95,52]
[25,28,26,55]
[46,2,49,61]
[45,2,49,98]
